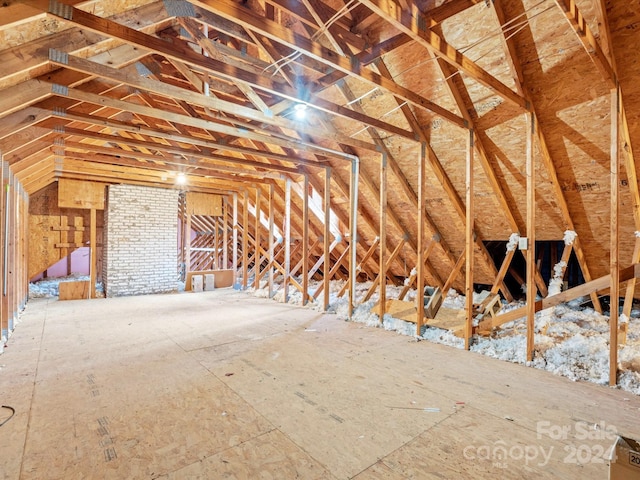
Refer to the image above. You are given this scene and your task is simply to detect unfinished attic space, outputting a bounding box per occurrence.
[2,0,640,477]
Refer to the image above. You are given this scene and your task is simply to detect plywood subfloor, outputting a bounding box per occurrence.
[1,291,640,479]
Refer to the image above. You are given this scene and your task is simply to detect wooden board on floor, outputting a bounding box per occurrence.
[371,299,418,323]
[428,307,467,337]
[185,269,234,291]
[372,300,467,337]
[58,280,89,300]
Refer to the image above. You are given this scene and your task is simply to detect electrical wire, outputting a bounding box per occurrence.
[347,0,556,139]
[263,0,359,77]
[0,405,15,427]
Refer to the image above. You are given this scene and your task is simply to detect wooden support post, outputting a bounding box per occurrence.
[184,207,192,274]
[242,190,249,290]
[323,167,331,311]
[268,183,275,298]
[223,199,229,269]
[214,215,219,269]
[0,160,5,345]
[254,187,261,290]
[610,86,620,386]
[526,113,536,362]
[7,172,14,330]
[284,179,291,303]
[379,153,387,323]
[89,208,96,299]
[349,158,359,317]
[416,143,427,335]
[465,130,474,350]
[302,175,309,306]
[232,193,238,279]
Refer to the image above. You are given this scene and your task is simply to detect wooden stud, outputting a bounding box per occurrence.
[526,113,536,362]
[465,130,474,350]
[268,183,275,298]
[232,193,238,282]
[348,159,359,318]
[0,160,5,344]
[89,208,96,299]
[323,167,331,311]
[302,175,309,306]
[610,87,620,386]
[379,154,387,323]
[416,143,427,335]
[223,198,229,269]
[242,190,249,290]
[213,216,219,269]
[254,187,261,290]
[284,179,291,303]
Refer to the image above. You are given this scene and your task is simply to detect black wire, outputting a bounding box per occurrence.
[0,405,15,427]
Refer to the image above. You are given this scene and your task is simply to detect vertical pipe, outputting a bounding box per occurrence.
[254,187,261,290]
[232,193,238,283]
[323,167,331,311]
[184,196,192,276]
[379,153,387,324]
[526,113,536,361]
[610,86,620,386]
[302,175,309,306]
[284,179,291,303]
[242,189,249,290]
[465,130,475,350]
[268,183,275,298]
[348,159,359,318]
[214,216,219,269]
[416,143,427,336]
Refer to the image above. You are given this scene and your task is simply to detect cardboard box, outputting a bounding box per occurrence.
[609,435,640,479]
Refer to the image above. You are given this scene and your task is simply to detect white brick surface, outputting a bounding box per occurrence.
[103,185,179,297]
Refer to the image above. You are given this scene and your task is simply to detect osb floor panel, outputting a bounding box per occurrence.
[1,291,640,479]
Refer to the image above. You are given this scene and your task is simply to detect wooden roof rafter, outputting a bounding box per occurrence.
[33,0,408,147]
[356,0,529,111]
[190,0,467,129]
[490,0,603,311]
[53,126,303,176]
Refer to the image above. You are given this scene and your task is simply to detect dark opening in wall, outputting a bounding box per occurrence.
[483,240,585,301]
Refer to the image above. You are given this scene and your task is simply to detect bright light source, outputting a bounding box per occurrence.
[176,172,187,185]
[293,103,307,120]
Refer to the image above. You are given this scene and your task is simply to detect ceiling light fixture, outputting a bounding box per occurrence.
[293,103,307,120]
[176,172,187,185]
